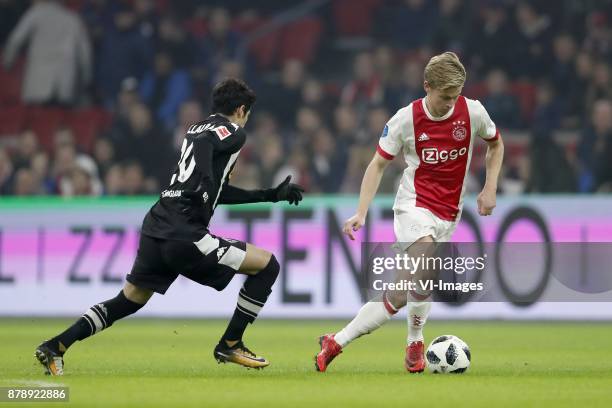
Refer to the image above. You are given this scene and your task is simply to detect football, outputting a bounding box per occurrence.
[426,335,471,374]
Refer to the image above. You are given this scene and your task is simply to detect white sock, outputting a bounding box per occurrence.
[407,290,432,343]
[334,295,397,348]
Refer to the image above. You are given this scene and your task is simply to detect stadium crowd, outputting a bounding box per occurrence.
[1,0,611,197]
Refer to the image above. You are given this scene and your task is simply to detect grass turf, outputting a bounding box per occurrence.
[1,318,611,407]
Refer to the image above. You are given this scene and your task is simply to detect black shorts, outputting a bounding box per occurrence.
[126,233,247,294]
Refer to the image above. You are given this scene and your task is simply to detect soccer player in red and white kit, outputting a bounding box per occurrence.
[315,52,504,372]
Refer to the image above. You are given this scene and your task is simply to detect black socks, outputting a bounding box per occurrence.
[221,255,280,342]
[51,290,145,353]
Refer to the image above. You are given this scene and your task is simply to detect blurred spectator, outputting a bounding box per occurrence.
[12,130,39,170]
[139,50,191,129]
[103,163,124,195]
[310,127,346,193]
[293,106,323,150]
[250,112,284,187]
[295,106,323,135]
[265,59,306,128]
[565,52,594,126]
[51,130,102,196]
[497,157,529,195]
[132,0,157,40]
[30,151,53,194]
[551,33,578,102]
[301,78,335,124]
[365,106,389,145]
[511,2,553,79]
[115,77,142,117]
[383,59,425,112]
[585,62,612,112]
[334,104,364,145]
[274,146,311,191]
[375,0,436,51]
[96,6,154,108]
[2,0,92,105]
[157,15,196,68]
[256,133,284,188]
[228,161,260,190]
[211,59,246,87]
[92,137,116,180]
[345,105,398,193]
[578,100,612,192]
[13,168,40,196]
[0,148,14,195]
[465,2,513,76]
[0,0,610,197]
[583,11,612,60]
[482,69,522,129]
[343,144,372,193]
[373,45,397,86]
[80,0,115,50]
[430,0,468,53]
[122,160,150,195]
[63,166,96,197]
[199,7,242,80]
[109,103,171,186]
[532,82,562,132]
[341,52,383,108]
[526,129,576,193]
[173,100,204,151]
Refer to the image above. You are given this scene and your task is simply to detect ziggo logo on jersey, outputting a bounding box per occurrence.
[421,147,467,164]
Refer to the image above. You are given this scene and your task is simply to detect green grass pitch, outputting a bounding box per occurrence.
[1,318,611,407]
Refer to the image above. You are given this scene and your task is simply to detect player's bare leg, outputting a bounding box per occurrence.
[35,282,152,375]
[405,236,436,373]
[213,244,278,369]
[316,236,435,373]
[315,288,403,372]
[316,247,417,372]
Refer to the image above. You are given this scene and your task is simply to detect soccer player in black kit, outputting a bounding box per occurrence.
[35,79,304,375]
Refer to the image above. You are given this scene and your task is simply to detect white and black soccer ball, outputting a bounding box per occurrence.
[426,335,471,374]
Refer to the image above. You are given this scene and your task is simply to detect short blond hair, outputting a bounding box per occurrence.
[424,52,466,90]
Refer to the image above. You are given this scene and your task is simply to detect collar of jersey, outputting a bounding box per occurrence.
[210,113,241,130]
[422,96,455,122]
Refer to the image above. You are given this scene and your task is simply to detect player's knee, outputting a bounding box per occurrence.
[262,254,280,281]
[386,289,408,309]
[244,254,279,294]
[251,254,279,286]
[123,282,153,305]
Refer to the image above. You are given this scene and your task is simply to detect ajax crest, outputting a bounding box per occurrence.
[451,121,467,142]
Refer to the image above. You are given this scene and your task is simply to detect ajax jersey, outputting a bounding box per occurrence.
[377,96,499,221]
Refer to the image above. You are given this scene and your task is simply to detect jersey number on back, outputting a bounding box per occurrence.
[170,139,196,185]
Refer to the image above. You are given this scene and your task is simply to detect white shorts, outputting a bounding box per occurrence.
[393,206,457,252]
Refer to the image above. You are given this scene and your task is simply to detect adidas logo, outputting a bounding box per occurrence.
[202,192,209,203]
[418,133,430,142]
[217,247,227,260]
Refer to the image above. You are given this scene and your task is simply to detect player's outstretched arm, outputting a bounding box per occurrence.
[477,136,504,216]
[218,176,304,206]
[343,152,391,240]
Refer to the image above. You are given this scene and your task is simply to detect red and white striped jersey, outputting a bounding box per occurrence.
[377,96,499,221]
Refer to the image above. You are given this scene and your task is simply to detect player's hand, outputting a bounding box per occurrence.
[477,189,496,216]
[343,213,365,241]
[270,175,304,205]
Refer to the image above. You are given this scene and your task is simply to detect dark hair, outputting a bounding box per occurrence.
[211,78,256,116]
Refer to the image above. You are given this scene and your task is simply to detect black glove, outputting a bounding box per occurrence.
[268,175,304,205]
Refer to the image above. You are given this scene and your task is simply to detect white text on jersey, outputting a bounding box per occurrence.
[421,147,467,164]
